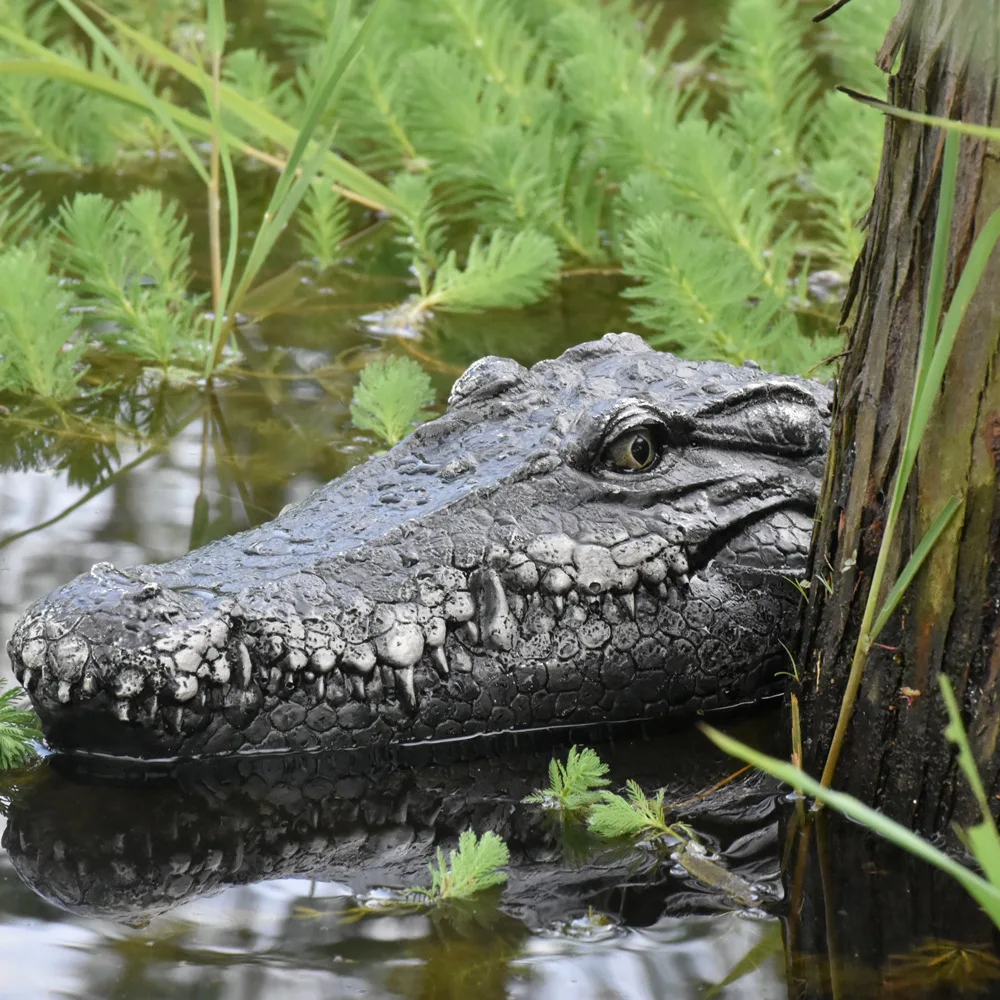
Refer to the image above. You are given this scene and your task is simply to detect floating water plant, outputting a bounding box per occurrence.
[0,245,87,400]
[524,744,610,811]
[587,780,683,841]
[54,191,208,369]
[0,678,41,770]
[414,830,510,902]
[349,355,436,447]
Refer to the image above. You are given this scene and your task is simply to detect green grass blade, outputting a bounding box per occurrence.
[841,87,1000,144]
[53,0,209,183]
[913,131,959,403]
[870,495,963,642]
[200,0,240,372]
[0,56,162,106]
[0,55,332,201]
[701,724,1000,929]
[225,125,336,321]
[906,205,1000,479]
[939,676,1000,887]
[263,0,354,217]
[89,4,400,214]
[878,132,961,582]
[221,0,391,337]
[0,24,59,61]
[206,0,226,57]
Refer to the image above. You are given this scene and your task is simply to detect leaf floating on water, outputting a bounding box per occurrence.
[524,744,611,811]
[415,830,510,902]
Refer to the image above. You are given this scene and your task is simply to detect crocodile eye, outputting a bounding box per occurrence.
[607,428,658,472]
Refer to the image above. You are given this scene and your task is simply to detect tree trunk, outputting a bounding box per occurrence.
[799,0,1000,833]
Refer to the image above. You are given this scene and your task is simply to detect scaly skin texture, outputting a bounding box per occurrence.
[6,334,831,759]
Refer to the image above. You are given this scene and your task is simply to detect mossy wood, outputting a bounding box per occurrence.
[799,0,1000,831]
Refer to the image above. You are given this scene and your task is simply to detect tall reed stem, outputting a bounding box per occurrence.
[208,45,223,325]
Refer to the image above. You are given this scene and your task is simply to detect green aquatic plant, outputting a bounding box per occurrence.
[0,175,42,251]
[587,780,681,841]
[411,229,561,317]
[349,355,436,447]
[0,244,87,399]
[524,744,610,811]
[0,0,898,397]
[414,830,510,902]
[54,190,208,370]
[0,677,41,770]
[297,178,350,272]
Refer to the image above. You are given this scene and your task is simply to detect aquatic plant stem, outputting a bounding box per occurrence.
[208,46,223,324]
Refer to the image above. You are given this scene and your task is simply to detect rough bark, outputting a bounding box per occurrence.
[798,0,1000,833]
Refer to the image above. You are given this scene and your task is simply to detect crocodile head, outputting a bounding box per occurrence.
[6,334,832,759]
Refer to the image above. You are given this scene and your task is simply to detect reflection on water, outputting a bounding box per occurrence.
[0,846,783,999]
[0,734,786,1000]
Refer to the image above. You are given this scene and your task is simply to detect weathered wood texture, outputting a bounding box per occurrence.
[799,0,1000,831]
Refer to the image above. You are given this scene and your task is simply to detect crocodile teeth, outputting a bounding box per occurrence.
[474,568,516,652]
[620,593,636,619]
[310,648,338,673]
[342,642,376,675]
[374,623,424,669]
[234,642,253,687]
[432,646,449,677]
[397,664,417,712]
[348,674,366,699]
[171,675,199,702]
[57,680,73,705]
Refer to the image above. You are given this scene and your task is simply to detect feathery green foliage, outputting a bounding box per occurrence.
[0,677,41,770]
[524,745,611,811]
[53,191,208,369]
[588,780,678,840]
[620,211,821,371]
[423,230,561,313]
[0,0,899,401]
[298,179,350,271]
[350,356,436,447]
[415,830,510,901]
[720,0,816,178]
[0,174,42,251]
[0,245,86,399]
[391,172,448,293]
